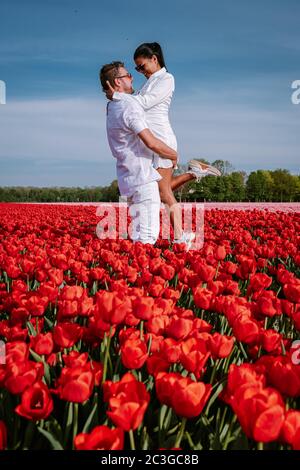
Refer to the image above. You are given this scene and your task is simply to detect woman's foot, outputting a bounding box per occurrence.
[187,160,222,181]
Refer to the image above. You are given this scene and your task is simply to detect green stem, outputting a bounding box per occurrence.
[72,403,79,449]
[222,415,237,450]
[174,417,187,448]
[129,430,136,450]
[257,441,264,450]
[209,359,219,384]
[238,341,248,360]
[214,261,221,279]
[140,320,144,341]
[102,328,112,384]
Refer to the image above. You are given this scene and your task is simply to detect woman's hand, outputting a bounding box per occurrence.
[105,81,116,100]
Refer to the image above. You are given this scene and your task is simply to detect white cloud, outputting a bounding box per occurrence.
[0,97,109,162]
[0,85,299,187]
[171,84,300,173]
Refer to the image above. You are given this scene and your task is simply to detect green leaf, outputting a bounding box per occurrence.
[63,402,73,447]
[82,403,97,434]
[29,348,51,385]
[27,321,37,337]
[44,316,54,329]
[22,421,36,449]
[37,427,64,450]
[159,404,168,430]
[205,381,225,415]
[230,430,249,450]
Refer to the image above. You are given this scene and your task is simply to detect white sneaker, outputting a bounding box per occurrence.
[173,231,196,250]
[187,166,207,182]
[188,160,222,180]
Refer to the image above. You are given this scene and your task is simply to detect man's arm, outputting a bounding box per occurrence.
[138,129,177,163]
[106,75,174,110]
[123,101,177,165]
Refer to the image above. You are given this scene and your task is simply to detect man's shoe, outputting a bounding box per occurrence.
[188,160,222,178]
[173,231,195,250]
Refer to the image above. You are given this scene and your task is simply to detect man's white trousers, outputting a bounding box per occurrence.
[127,181,160,245]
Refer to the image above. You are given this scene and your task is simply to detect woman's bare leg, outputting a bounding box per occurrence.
[171,173,195,191]
[157,168,183,240]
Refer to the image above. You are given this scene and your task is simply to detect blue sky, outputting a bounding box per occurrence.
[0,0,299,187]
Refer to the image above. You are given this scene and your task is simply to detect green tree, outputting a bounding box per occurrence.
[227,172,246,201]
[270,169,299,202]
[246,170,274,201]
[212,159,234,175]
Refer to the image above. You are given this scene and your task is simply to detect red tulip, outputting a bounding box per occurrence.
[172,380,212,418]
[121,339,148,369]
[267,356,300,397]
[215,245,226,260]
[232,315,260,345]
[132,297,154,320]
[193,287,214,310]
[5,341,29,364]
[104,373,150,431]
[5,361,44,394]
[166,316,193,340]
[15,381,53,421]
[194,262,216,282]
[281,410,300,446]
[53,322,82,348]
[74,425,124,450]
[54,364,95,403]
[95,291,132,325]
[230,385,285,442]
[283,282,300,303]
[155,372,211,418]
[30,332,54,356]
[259,329,282,353]
[155,372,180,408]
[208,332,235,359]
[62,351,89,368]
[247,273,272,294]
[180,338,210,378]
[146,355,169,376]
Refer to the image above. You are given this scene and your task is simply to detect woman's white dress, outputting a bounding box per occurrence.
[113,67,177,169]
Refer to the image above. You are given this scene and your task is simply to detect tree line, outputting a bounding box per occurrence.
[0,160,299,202]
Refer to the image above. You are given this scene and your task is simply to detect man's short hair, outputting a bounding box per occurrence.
[99,61,124,91]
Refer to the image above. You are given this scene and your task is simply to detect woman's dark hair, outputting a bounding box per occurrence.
[134,42,166,69]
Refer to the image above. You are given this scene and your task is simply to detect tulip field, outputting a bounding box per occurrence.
[0,202,300,451]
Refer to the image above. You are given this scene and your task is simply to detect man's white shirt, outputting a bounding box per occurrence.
[106,98,162,197]
[113,67,177,149]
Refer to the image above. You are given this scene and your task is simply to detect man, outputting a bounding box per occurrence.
[99,61,178,245]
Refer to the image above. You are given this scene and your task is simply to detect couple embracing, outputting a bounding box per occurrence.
[99,42,220,248]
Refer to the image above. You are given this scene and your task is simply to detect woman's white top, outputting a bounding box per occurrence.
[113,67,177,168]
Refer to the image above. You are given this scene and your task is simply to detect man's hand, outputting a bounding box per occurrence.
[105,81,116,100]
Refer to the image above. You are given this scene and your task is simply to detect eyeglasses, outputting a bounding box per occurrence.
[115,73,132,79]
[135,63,146,72]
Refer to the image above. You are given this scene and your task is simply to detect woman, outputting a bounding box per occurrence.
[106,42,220,244]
